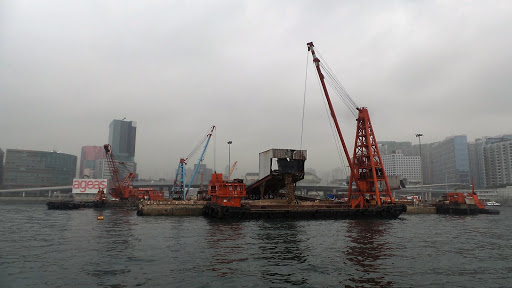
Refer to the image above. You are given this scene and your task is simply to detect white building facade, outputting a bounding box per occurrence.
[382,152,422,184]
[483,139,512,187]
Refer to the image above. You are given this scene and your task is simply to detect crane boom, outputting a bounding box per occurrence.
[103,143,164,201]
[228,161,238,179]
[103,144,122,189]
[307,42,358,189]
[307,42,394,208]
[186,125,216,197]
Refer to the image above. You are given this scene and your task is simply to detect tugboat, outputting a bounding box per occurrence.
[435,181,500,215]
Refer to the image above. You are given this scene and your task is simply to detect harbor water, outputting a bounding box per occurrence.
[1,201,511,287]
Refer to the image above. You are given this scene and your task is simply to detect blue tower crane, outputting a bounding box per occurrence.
[171,125,216,200]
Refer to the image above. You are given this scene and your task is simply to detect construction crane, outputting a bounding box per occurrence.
[307,42,394,209]
[171,125,215,200]
[228,161,238,179]
[103,144,164,201]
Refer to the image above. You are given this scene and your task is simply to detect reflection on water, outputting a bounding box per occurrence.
[344,220,394,287]
[254,221,309,286]
[206,220,247,277]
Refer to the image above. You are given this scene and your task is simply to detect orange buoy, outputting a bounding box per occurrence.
[97,216,104,220]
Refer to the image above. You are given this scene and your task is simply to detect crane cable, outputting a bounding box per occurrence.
[315,50,359,118]
[185,126,213,160]
[315,50,357,179]
[302,47,348,176]
[315,69,347,175]
[300,51,309,150]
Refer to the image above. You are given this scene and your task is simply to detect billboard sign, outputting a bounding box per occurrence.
[72,178,108,194]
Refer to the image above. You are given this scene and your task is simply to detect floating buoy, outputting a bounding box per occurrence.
[97,216,104,220]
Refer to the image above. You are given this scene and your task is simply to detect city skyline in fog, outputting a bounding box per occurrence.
[2,1,512,179]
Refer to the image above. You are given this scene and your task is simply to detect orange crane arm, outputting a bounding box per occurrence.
[229,161,238,178]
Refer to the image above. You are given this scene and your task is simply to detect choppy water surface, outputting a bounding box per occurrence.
[1,202,511,287]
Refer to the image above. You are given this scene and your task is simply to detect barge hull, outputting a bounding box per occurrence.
[203,203,407,220]
[46,199,138,210]
[435,205,500,215]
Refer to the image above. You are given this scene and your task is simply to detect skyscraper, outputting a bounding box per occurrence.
[468,135,512,188]
[431,135,470,185]
[482,138,512,187]
[79,146,105,177]
[108,119,137,162]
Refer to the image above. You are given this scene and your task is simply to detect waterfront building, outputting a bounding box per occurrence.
[382,152,421,185]
[3,149,77,189]
[431,135,470,186]
[0,148,4,187]
[483,139,512,187]
[415,143,434,185]
[79,145,105,178]
[379,141,415,156]
[109,119,137,163]
[468,135,512,188]
[181,164,213,187]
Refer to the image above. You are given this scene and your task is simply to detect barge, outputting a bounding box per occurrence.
[202,173,407,220]
[435,189,500,215]
[46,199,139,210]
[203,200,407,220]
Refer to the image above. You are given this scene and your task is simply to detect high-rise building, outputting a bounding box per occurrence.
[0,148,4,187]
[382,152,421,185]
[483,139,512,187]
[3,149,77,189]
[468,135,512,188]
[79,146,105,177]
[182,164,213,186]
[379,141,415,156]
[415,143,434,185]
[109,119,136,163]
[431,135,470,185]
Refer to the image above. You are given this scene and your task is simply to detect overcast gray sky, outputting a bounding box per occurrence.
[1,0,512,180]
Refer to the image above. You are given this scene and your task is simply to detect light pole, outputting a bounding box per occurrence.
[227,141,232,179]
[415,133,423,187]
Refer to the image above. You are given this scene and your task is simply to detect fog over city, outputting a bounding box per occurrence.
[2,1,512,179]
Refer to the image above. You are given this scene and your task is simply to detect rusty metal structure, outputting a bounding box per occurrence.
[246,149,306,202]
[307,42,393,209]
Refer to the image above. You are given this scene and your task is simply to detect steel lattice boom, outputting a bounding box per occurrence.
[307,42,394,208]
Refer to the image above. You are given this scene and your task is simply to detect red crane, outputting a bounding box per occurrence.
[307,42,394,208]
[103,144,164,201]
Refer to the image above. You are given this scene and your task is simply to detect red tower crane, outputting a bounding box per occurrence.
[103,144,164,201]
[307,42,394,209]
